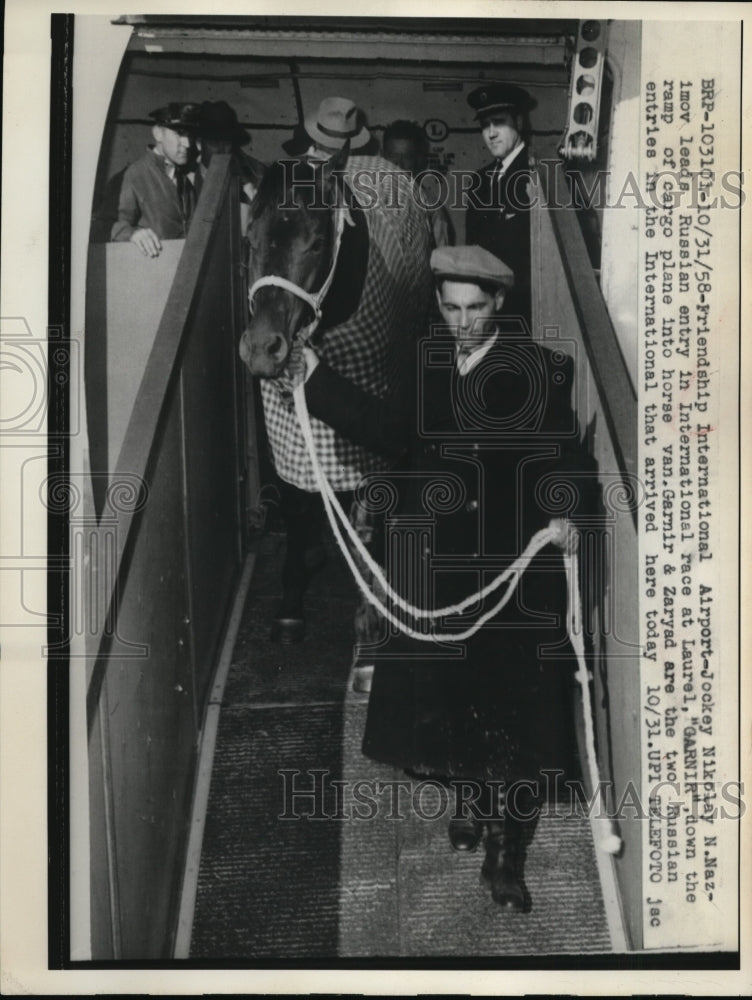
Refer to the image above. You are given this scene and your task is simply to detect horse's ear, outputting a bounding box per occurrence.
[322,139,351,186]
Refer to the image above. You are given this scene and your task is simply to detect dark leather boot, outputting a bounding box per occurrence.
[481,818,527,910]
[448,816,483,852]
[270,615,306,643]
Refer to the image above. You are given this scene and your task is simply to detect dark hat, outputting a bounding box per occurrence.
[198,100,251,145]
[467,83,535,120]
[148,102,201,132]
[430,245,515,290]
[282,123,313,157]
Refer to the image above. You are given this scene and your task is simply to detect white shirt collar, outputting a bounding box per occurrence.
[151,147,196,183]
[497,140,525,176]
[457,331,498,376]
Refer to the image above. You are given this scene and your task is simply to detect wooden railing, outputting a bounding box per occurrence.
[532,160,641,950]
[84,155,252,958]
[537,162,638,491]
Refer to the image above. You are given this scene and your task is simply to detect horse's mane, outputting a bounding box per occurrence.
[250,158,334,219]
[255,157,306,197]
[247,157,369,333]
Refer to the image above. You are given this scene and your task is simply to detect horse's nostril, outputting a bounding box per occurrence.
[267,335,284,358]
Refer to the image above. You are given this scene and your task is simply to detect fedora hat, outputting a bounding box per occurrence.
[302,97,370,151]
[198,101,251,145]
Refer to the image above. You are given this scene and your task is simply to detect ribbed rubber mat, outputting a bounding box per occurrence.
[339,699,612,956]
[191,531,356,958]
[223,534,355,706]
[190,704,345,958]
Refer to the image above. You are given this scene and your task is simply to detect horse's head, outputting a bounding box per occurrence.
[240,143,349,378]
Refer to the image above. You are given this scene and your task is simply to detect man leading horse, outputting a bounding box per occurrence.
[298,244,596,909]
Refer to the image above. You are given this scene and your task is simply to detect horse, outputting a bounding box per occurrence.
[239,141,433,645]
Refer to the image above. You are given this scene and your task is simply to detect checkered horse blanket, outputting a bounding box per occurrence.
[260,155,434,492]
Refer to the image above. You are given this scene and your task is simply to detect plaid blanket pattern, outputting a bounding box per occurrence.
[260,156,433,492]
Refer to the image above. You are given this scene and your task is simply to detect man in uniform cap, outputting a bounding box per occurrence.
[97,102,203,255]
[299,245,593,910]
[465,82,536,323]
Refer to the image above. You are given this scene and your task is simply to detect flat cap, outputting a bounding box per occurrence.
[430,245,515,289]
[467,82,535,120]
[149,102,201,131]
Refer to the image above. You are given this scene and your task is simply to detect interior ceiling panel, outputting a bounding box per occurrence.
[116,14,577,37]
[118,14,576,66]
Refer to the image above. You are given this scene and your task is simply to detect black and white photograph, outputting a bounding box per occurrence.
[0,2,748,994]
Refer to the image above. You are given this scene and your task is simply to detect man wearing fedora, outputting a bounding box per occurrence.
[109,103,203,256]
[465,83,536,323]
[198,101,266,228]
[282,96,375,160]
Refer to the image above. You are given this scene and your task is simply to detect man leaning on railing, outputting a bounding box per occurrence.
[90,102,203,257]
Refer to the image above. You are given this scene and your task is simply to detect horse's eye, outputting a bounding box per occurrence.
[310,237,325,254]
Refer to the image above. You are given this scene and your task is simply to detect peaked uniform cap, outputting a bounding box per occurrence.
[149,102,202,131]
[467,83,535,120]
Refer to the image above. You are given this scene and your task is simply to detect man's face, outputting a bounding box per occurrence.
[384,137,426,177]
[436,280,505,358]
[153,124,196,167]
[480,110,522,161]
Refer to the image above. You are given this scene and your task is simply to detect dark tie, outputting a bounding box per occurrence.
[176,169,195,225]
[495,161,505,206]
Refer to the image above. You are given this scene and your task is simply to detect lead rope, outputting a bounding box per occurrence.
[293,381,622,854]
[294,381,553,628]
[564,549,624,855]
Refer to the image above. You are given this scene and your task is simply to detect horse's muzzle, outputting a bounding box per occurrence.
[239,328,289,378]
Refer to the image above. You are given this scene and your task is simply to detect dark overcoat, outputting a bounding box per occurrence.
[306,327,594,784]
[465,149,532,322]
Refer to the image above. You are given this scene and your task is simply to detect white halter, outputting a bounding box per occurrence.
[247,202,354,347]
